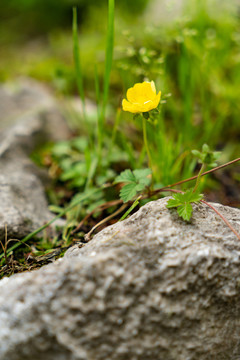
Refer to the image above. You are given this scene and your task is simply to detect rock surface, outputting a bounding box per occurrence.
[0,198,240,360]
[0,79,69,240]
[145,0,239,25]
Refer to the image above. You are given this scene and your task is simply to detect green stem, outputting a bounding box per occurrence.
[193,163,205,192]
[155,157,240,192]
[98,0,115,164]
[72,7,92,141]
[109,107,121,157]
[142,116,153,184]
[120,196,141,221]
[94,64,101,159]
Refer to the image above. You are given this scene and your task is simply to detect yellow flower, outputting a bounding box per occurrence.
[122,81,161,113]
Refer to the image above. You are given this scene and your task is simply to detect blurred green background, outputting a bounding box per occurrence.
[0,0,240,205]
[0,0,149,83]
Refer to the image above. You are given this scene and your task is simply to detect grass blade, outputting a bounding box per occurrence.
[72,7,87,122]
[102,0,115,116]
[98,0,115,158]
[119,196,141,221]
[95,64,102,156]
[109,107,121,155]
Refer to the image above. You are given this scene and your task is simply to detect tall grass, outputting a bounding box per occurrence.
[47,0,240,193]
[72,7,86,121]
[98,0,115,159]
[72,0,115,190]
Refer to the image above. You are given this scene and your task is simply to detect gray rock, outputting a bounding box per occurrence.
[145,0,239,26]
[0,198,240,360]
[0,79,69,239]
[0,78,70,151]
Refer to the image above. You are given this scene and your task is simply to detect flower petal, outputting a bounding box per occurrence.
[122,99,141,113]
[126,86,138,103]
[141,91,161,112]
[127,82,156,104]
[150,81,156,93]
[152,91,161,108]
[122,82,161,113]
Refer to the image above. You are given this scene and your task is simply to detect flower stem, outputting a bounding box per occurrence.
[193,163,205,193]
[142,116,153,185]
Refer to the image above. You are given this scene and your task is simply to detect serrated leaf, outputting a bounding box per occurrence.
[140,177,151,187]
[115,168,152,202]
[183,189,203,203]
[120,183,138,203]
[115,169,136,184]
[133,168,151,180]
[192,144,222,166]
[166,190,203,209]
[177,203,193,221]
[135,183,146,192]
[166,192,186,206]
[166,198,183,208]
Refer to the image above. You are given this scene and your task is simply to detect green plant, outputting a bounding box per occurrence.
[1,0,240,276]
[117,82,240,235]
[115,168,151,203]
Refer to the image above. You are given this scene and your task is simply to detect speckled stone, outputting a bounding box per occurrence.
[0,79,69,240]
[0,198,240,360]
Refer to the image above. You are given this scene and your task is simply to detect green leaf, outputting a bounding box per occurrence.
[115,168,152,202]
[114,169,136,184]
[177,203,193,221]
[52,141,72,157]
[133,169,152,187]
[202,143,209,153]
[167,190,203,208]
[166,197,183,208]
[166,189,203,221]
[183,189,203,203]
[191,149,201,158]
[135,183,146,192]
[120,183,138,203]
[133,168,151,181]
[192,144,222,166]
[115,168,151,186]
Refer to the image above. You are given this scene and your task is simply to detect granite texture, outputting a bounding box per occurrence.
[0,79,69,240]
[0,198,240,359]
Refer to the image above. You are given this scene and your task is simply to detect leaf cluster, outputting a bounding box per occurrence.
[192,144,221,167]
[166,189,203,221]
[114,168,151,202]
